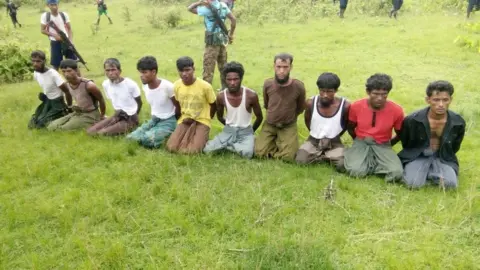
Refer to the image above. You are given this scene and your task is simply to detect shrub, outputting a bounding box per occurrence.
[147,9,164,29]
[454,22,480,53]
[164,8,181,28]
[0,27,36,84]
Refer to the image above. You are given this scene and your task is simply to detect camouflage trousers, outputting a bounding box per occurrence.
[203,45,227,90]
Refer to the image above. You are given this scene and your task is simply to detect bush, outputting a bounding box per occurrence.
[164,8,181,28]
[147,9,164,29]
[454,22,480,53]
[0,27,36,84]
[0,43,34,84]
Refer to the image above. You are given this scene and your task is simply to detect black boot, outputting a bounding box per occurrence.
[338,8,345,18]
[108,17,113,24]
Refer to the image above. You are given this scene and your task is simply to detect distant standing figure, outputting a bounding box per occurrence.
[6,0,21,28]
[467,0,480,18]
[95,0,112,25]
[40,0,77,71]
[338,0,348,18]
[187,0,236,90]
[389,0,403,19]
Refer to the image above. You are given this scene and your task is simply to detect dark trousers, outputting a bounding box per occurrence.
[50,41,77,69]
[392,0,404,10]
[468,0,480,12]
[9,13,19,26]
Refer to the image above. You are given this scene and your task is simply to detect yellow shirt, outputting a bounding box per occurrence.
[174,78,216,127]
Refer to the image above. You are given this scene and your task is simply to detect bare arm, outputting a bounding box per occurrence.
[338,101,350,137]
[210,102,217,119]
[187,1,205,14]
[226,13,236,43]
[390,110,404,146]
[135,96,142,114]
[65,22,73,41]
[170,97,181,120]
[86,82,106,117]
[304,98,313,131]
[347,120,357,139]
[216,93,226,125]
[251,93,263,132]
[59,83,72,106]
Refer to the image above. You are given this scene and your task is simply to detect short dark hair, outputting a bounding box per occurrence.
[137,56,157,72]
[365,73,393,92]
[274,53,293,65]
[59,59,78,70]
[426,80,454,97]
[316,72,341,91]
[104,58,121,71]
[31,50,46,61]
[176,56,194,71]
[222,61,244,80]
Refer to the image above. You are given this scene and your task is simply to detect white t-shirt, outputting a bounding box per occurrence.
[33,69,65,99]
[143,78,175,119]
[40,12,70,41]
[102,78,141,116]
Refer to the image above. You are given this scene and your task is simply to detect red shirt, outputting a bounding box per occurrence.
[349,98,404,144]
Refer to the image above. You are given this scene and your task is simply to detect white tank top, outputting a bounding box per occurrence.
[310,96,345,139]
[225,87,252,128]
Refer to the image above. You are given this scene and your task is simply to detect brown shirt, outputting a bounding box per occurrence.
[263,78,306,125]
[68,79,96,112]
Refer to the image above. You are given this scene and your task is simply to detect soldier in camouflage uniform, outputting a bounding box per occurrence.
[188,0,237,90]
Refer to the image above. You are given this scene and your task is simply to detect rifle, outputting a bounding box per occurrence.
[205,2,229,39]
[47,21,89,71]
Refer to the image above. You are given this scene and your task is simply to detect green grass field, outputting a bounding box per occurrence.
[0,0,479,269]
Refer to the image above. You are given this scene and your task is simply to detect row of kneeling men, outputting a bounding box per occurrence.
[28,51,465,189]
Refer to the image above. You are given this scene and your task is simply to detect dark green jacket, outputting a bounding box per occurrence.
[398,107,465,174]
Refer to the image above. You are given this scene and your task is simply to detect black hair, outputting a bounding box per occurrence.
[316,72,341,91]
[176,56,194,71]
[104,58,121,71]
[274,53,293,65]
[31,50,46,61]
[426,80,454,97]
[222,61,244,79]
[365,73,393,92]
[59,59,78,70]
[137,56,158,72]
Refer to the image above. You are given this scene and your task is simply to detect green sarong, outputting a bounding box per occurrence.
[47,110,101,131]
[28,97,67,129]
[344,137,403,182]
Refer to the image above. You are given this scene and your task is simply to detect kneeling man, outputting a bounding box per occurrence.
[166,57,217,154]
[204,61,263,158]
[399,81,465,189]
[47,59,106,131]
[87,58,142,136]
[296,72,349,171]
[28,50,72,129]
[255,53,306,161]
[344,73,404,182]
